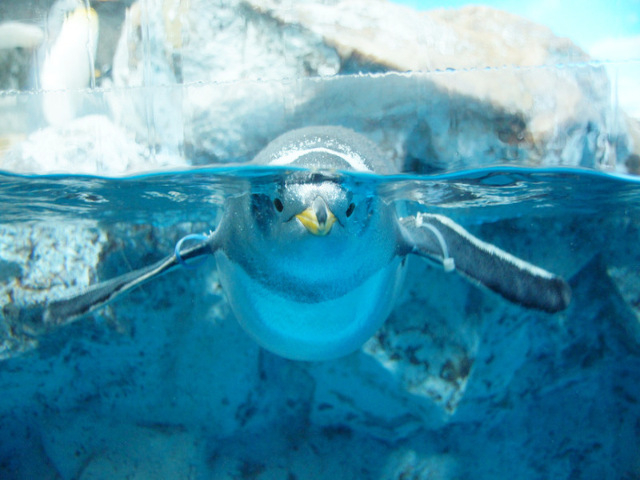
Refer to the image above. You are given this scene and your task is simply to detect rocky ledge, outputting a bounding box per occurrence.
[0,0,637,174]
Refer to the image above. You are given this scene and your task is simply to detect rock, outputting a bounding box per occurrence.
[39,417,204,480]
[0,21,41,154]
[0,221,108,358]
[1,0,635,174]
[0,36,36,91]
[0,415,60,480]
[102,0,633,173]
[624,116,640,174]
[1,114,186,175]
[0,222,106,306]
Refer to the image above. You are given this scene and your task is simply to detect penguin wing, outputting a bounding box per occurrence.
[43,235,217,327]
[399,214,571,313]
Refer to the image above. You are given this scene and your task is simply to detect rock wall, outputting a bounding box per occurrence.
[1,0,636,174]
[105,0,631,173]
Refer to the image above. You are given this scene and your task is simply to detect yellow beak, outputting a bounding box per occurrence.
[295,197,337,236]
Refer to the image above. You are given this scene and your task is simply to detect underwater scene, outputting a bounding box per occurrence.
[1,0,640,479]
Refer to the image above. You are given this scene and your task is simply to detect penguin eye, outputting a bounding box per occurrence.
[273,198,284,212]
[346,203,355,217]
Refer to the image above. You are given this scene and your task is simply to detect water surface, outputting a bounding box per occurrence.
[2,165,639,224]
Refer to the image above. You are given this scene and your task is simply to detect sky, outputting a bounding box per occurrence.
[392,0,640,116]
[392,0,640,50]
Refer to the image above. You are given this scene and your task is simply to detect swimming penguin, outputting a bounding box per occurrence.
[44,126,571,361]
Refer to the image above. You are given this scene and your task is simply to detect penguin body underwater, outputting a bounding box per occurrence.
[44,126,571,361]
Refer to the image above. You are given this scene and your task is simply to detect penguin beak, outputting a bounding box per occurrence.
[295,196,337,236]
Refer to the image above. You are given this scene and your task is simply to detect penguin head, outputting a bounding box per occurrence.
[46,0,98,44]
[244,126,393,244]
[248,172,375,247]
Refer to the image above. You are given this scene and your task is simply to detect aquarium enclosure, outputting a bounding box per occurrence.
[1,0,640,479]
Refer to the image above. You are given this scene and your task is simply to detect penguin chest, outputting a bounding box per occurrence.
[214,248,406,361]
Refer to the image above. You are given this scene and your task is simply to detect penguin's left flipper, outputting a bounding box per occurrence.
[399,214,571,313]
[43,238,216,328]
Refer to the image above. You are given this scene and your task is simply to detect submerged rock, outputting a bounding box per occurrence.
[2,211,639,479]
[0,221,108,358]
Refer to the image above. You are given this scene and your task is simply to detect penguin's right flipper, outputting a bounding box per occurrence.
[399,214,571,313]
[43,237,216,327]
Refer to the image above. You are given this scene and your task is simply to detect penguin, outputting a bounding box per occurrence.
[37,0,99,126]
[44,126,571,361]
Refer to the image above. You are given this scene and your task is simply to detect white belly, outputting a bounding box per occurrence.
[215,251,406,361]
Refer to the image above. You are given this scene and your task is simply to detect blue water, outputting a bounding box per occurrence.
[2,165,640,223]
[1,166,640,479]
